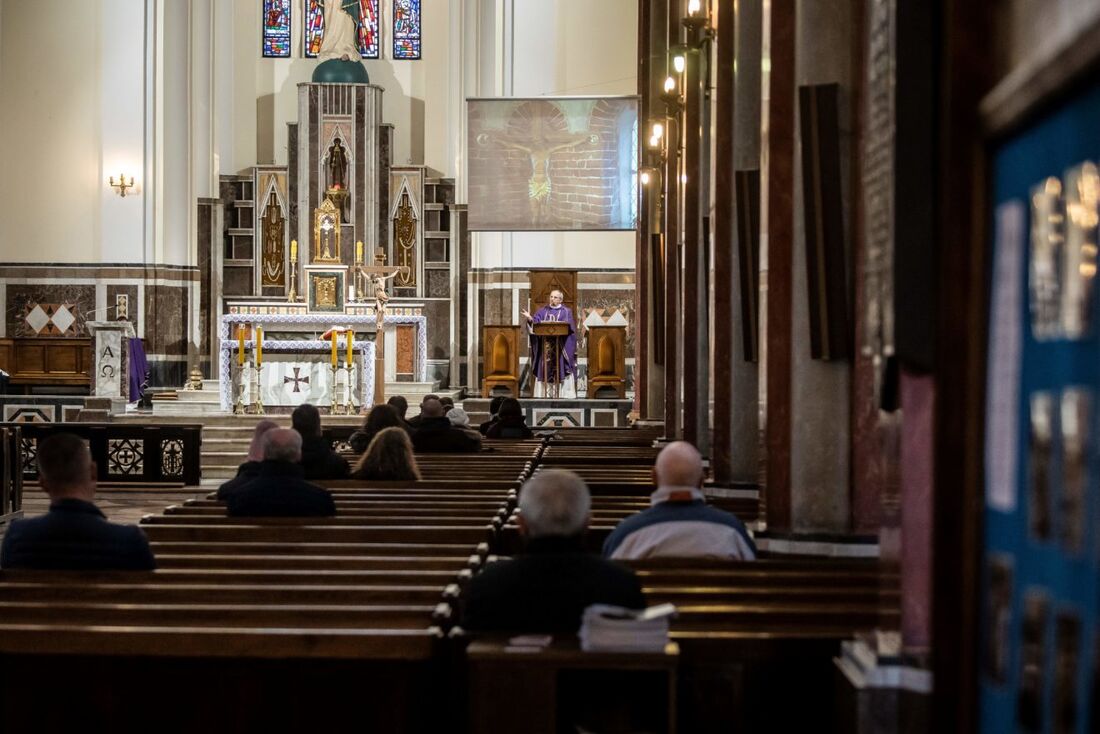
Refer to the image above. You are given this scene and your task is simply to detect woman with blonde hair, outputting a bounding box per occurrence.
[351,426,421,481]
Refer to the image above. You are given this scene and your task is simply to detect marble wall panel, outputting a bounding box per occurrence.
[578,287,637,355]
[223,268,252,297]
[425,237,447,262]
[422,299,451,360]
[144,285,189,356]
[148,360,187,388]
[105,285,139,334]
[479,289,513,327]
[7,284,96,337]
[426,268,450,298]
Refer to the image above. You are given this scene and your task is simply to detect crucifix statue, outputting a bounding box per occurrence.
[356,246,402,405]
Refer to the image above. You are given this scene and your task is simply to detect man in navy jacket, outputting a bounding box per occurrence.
[226,428,336,517]
[0,433,156,570]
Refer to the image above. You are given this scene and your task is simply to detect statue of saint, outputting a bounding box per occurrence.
[318,0,360,62]
[328,139,348,190]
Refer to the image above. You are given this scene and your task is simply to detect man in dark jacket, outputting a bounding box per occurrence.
[217,419,279,499]
[461,470,644,633]
[405,394,440,430]
[0,433,156,570]
[226,428,336,517]
[478,395,506,436]
[291,403,349,480]
[411,397,481,453]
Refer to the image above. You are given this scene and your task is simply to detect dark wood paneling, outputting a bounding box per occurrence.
[4,338,91,388]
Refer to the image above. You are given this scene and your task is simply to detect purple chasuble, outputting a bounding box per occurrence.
[528,304,577,381]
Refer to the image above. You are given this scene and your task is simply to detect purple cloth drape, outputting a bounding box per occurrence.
[128,337,148,402]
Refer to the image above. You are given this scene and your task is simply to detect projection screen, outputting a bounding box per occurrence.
[466,96,640,232]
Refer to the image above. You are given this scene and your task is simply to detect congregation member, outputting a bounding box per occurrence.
[485,397,534,439]
[462,470,645,633]
[291,403,349,480]
[412,397,482,453]
[478,395,506,435]
[217,419,279,499]
[603,441,756,561]
[387,395,411,425]
[226,428,336,517]
[0,433,156,570]
[439,396,456,412]
[446,407,483,441]
[348,403,403,454]
[351,427,422,481]
[405,394,440,429]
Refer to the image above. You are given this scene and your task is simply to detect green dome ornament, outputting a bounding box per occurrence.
[310,0,371,84]
[312,59,370,84]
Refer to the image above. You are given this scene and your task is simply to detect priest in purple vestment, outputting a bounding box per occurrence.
[522,289,577,387]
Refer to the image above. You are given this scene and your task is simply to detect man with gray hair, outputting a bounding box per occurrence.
[462,469,644,633]
[225,428,336,517]
[602,441,756,560]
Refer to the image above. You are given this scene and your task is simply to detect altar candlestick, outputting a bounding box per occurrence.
[330,330,338,368]
[356,240,364,264]
[347,329,354,366]
[256,326,263,366]
[238,324,245,366]
[290,239,298,261]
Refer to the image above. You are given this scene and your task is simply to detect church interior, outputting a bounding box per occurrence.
[0,0,1097,731]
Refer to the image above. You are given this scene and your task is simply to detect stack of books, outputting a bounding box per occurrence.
[579,603,676,652]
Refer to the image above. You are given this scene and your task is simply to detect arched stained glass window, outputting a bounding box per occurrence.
[262,0,292,58]
[392,0,421,60]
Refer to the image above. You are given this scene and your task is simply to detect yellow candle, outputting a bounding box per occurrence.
[255,326,263,366]
[331,330,338,368]
[290,239,298,261]
[346,329,354,366]
[356,240,364,264]
[237,324,245,366]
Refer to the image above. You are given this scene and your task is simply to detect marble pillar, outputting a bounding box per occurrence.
[787,0,855,533]
[764,0,797,529]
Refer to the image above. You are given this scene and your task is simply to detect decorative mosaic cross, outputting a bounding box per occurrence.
[284,367,310,393]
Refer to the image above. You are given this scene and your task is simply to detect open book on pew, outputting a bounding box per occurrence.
[579,603,676,653]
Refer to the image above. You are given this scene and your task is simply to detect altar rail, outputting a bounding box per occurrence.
[1,423,202,489]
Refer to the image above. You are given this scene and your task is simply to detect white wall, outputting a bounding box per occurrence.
[0,0,144,263]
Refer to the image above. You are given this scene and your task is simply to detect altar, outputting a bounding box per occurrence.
[217,311,427,411]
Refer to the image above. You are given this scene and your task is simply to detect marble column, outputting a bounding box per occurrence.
[645,0,669,421]
[635,0,652,419]
[681,44,704,448]
[663,0,684,440]
[711,0,736,480]
[764,0,796,529]
[786,0,855,533]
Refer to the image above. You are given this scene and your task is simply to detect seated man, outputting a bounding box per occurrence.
[0,433,156,570]
[387,395,412,427]
[226,428,337,517]
[217,419,279,499]
[405,394,440,430]
[412,397,481,453]
[478,395,506,436]
[291,403,349,480]
[484,397,534,439]
[462,469,645,633]
[602,441,756,561]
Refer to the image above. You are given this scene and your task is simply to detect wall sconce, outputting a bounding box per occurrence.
[671,49,687,74]
[659,76,683,112]
[682,0,712,37]
[108,173,135,197]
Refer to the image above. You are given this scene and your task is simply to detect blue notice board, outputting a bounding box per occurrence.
[982,79,1100,733]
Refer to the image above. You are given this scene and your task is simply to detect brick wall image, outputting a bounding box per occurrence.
[467,97,638,231]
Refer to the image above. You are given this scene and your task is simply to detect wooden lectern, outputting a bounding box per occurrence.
[585,325,627,398]
[532,321,572,399]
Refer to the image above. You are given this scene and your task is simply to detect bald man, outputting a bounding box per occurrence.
[602,441,756,560]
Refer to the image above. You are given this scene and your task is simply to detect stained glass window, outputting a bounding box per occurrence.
[262,0,292,58]
[392,0,421,60]
[304,0,380,59]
